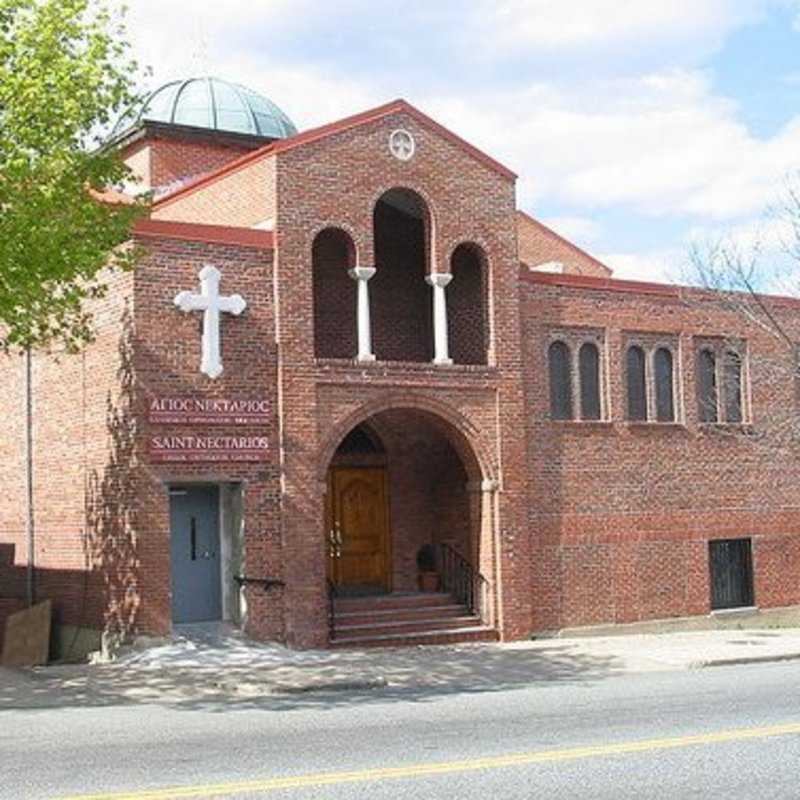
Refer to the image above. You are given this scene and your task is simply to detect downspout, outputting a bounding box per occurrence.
[25,347,35,607]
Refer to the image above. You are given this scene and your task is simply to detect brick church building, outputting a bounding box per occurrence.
[2,77,800,654]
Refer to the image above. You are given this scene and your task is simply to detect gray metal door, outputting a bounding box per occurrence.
[170,486,222,623]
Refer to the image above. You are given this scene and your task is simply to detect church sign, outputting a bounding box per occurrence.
[149,434,269,463]
[149,397,270,425]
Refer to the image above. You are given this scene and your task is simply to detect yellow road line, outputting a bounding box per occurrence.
[59,721,800,800]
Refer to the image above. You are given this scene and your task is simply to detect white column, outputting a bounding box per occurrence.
[348,266,376,362]
[426,272,453,365]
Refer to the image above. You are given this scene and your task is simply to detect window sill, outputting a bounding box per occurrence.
[709,605,758,617]
[624,421,687,430]
[698,422,754,434]
[547,420,615,428]
[315,357,496,373]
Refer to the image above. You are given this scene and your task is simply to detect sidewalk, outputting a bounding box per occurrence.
[3,624,800,711]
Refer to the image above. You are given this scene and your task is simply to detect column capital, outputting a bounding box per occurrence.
[466,479,499,494]
[348,266,376,282]
[425,272,453,288]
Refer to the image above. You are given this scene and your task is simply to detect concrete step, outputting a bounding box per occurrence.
[333,592,452,613]
[334,615,482,638]
[330,625,499,649]
[333,604,466,627]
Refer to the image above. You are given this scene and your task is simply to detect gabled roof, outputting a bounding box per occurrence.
[154,99,517,210]
[517,210,613,277]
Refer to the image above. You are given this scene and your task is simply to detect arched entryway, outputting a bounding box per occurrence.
[323,406,497,645]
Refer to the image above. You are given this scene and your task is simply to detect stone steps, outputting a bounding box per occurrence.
[333,591,453,613]
[333,604,466,627]
[330,591,496,648]
[330,625,498,649]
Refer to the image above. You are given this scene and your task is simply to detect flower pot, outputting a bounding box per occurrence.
[418,571,439,592]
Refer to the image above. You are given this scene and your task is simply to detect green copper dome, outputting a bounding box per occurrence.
[115,77,298,139]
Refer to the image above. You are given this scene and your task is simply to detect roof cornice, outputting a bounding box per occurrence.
[153,98,517,210]
[133,218,274,249]
[110,120,274,153]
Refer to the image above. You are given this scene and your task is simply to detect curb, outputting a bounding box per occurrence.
[271,677,389,694]
[690,652,800,669]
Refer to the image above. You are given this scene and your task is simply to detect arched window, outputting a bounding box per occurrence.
[548,341,573,420]
[654,348,675,422]
[372,188,433,362]
[579,343,601,420]
[626,346,647,421]
[312,228,356,359]
[448,243,488,365]
[697,349,718,423]
[723,350,743,423]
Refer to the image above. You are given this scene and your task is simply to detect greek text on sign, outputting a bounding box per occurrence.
[149,397,270,425]
[150,435,269,463]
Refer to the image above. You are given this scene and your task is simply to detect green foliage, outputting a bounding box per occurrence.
[0,0,146,351]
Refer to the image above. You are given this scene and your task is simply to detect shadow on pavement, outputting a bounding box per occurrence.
[0,641,624,714]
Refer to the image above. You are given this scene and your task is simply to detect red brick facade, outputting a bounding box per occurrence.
[2,99,799,653]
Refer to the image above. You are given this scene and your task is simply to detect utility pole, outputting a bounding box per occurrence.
[25,347,35,607]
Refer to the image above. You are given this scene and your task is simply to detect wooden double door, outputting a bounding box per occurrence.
[327,467,391,593]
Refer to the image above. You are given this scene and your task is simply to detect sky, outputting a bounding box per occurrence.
[123,0,800,283]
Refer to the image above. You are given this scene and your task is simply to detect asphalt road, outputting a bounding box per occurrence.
[4,660,800,799]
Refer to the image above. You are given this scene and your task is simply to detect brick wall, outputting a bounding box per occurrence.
[0,268,135,642]
[130,230,281,641]
[0,228,280,646]
[9,103,799,650]
[151,152,276,227]
[0,356,27,602]
[521,272,800,631]
[273,107,531,646]
[123,137,253,194]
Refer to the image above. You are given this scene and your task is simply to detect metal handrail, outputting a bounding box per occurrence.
[327,579,337,641]
[436,542,490,624]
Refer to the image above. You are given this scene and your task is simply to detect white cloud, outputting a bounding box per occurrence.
[477,0,765,52]
[120,0,800,284]
[423,68,800,223]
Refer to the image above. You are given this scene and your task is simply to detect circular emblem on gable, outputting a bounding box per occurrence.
[389,129,415,161]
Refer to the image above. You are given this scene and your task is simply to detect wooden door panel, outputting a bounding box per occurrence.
[328,467,389,590]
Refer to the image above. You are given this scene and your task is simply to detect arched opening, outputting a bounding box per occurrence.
[449,243,489,365]
[626,345,647,421]
[654,347,675,422]
[324,408,489,605]
[579,342,601,420]
[372,188,433,362]
[312,227,356,358]
[723,350,743,423]
[697,348,718,423]
[548,340,573,420]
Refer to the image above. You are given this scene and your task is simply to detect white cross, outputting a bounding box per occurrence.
[174,265,246,379]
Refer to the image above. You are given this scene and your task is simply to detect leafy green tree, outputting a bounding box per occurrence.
[0,0,145,351]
